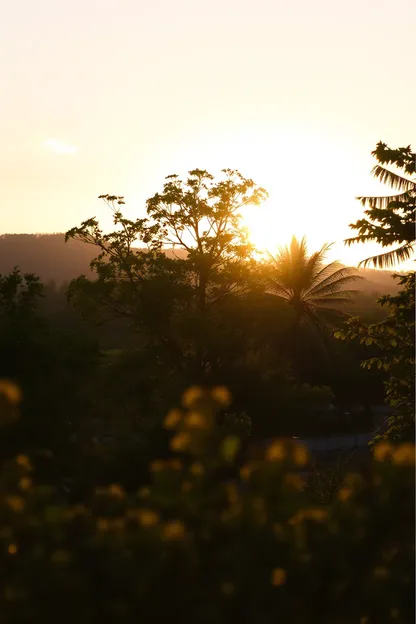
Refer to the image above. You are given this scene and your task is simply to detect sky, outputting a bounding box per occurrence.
[1,0,415,267]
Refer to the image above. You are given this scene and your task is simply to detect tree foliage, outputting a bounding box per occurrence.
[336,272,415,442]
[265,237,361,330]
[346,141,415,268]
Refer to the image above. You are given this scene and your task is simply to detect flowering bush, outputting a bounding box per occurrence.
[0,382,414,623]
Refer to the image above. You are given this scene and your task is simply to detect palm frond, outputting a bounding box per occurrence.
[372,165,415,192]
[306,268,362,298]
[358,242,415,269]
[357,188,415,209]
[267,280,292,299]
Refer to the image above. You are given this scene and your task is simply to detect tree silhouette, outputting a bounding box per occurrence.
[346,141,415,268]
[266,237,361,331]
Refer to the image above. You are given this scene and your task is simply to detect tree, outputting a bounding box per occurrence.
[146,168,267,312]
[66,171,267,370]
[265,237,361,331]
[337,272,415,442]
[346,141,415,268]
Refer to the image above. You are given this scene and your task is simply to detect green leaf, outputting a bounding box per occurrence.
[220,436,240,463]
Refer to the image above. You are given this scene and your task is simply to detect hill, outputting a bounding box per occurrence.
[0,233,404,299]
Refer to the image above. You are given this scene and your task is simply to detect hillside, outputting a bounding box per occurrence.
[0,233,403,298]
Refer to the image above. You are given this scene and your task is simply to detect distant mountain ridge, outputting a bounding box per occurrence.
[0,233,403,296]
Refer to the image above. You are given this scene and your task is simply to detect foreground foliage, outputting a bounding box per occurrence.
[0,384,414,624]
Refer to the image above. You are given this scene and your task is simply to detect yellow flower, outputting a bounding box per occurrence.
[221,582,235,596]
[284,473,304,491]
[393,443,415,465]
[18,477,31,491]
[72,504,86,516]
[16,454,32,470]
[293,444,309,466]
[185,411,207,429]
[163,409,182,429]
[273,523,285,538]
[138,509,159,527]
[163,519,186,540]
[373,566,389,580]
[96,518,110,531]
[271,567,286,586]
[374,442,393,462]
[266,441,286,462]
[108,484,124,498]
[190,462,204,477]
[240,464,253,481]
[182,386,204,408]
[226,484,239,505]
[0,380,22,405]
[211,386,232,408]
[170,432,191,452]
[6,496,24,513]
[150,460,164,472]
[7,543,18,555]
[338,488,352,502]
[170,459,182,471]
[138,487,150,498]
[304,507,328,522]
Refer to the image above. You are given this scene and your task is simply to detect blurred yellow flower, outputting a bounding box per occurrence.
[6,496,24,513]
[373,566,389,580]
[96,518,110,531]
[150,460,164,472]
[185,411,207,429]
[190,462,204,477]
[284,473,304,491]
[293,445,309,466]
[138,509,159,527]
[163,409,182,429]
[182,386,204,408]
[163,519,186,540]
[108,484,124,498]
[393,443,415,465]
[221,582,235,596]
[240,464,253,480]
[266,441,286,462]
[170,432,191,452]
[7,543,18,555]
[0,380,22,405]
[271,567,286,586]
[211,386,232,408]
[304,508,328,522]
[338,488,352,502]
[18,477,31,491]
[16,454,32,470]
[374,442,393,461]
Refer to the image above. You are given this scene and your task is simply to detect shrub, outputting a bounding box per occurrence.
[0,383,414,623]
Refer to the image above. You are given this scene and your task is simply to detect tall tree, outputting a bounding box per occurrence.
[346,141,415,268]
[146,168,267,312]
[266,237,361,331]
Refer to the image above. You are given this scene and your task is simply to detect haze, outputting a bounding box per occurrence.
[1,0,415,266]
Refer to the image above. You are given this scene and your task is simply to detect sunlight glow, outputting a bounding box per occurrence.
[41,138,77,155]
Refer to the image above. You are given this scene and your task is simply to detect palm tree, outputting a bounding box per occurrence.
[346,141,415,268]
[266,237,362,332]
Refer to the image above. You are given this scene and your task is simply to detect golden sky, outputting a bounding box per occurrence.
[1,0,415,267]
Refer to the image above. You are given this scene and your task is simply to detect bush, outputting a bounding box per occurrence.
[0,383,414,623]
